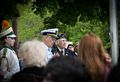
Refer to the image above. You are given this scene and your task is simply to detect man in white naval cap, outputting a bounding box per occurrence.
[41,28,58,62]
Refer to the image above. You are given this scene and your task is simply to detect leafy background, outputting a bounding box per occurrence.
[0,0,120,51]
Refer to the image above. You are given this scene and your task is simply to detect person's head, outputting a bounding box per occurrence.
[41,28,58,48]
[19,39,47,67]
[77,33,110,81]
[56,33,67,49]
[10,74,42,82]
[10,66,45,82]
[77,33,106,61]
[43,56,91,82]
[0,20,16,47]
[67,44,74,51]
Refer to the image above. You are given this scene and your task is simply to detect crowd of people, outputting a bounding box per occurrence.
[0,19,119,82]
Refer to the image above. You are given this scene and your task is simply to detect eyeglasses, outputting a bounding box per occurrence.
[8,37,15,39]
[68,46,74,48]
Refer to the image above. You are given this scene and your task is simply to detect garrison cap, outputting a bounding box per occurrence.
[56,33,66,40]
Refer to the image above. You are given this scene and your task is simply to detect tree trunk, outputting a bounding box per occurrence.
[12,17,19,56]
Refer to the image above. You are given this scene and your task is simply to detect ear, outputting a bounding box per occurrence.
[43,35,48,41]
[45,36,50,41]
[4,37,9,43]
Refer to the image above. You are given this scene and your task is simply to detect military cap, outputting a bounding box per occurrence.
[0,20,16,39]
[41,28,58,38]
[56,33,66,40]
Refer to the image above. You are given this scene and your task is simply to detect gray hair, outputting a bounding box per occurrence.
[19,39,47,67]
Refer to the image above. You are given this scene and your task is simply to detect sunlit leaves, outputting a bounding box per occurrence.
[18,6,44,42]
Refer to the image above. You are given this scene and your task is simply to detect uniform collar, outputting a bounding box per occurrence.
[57,47,64,52]
[3,44,13,50]
[42,42,52,51]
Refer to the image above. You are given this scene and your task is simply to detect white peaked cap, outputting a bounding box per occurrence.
[41,28,58,38]
[0,27,16,38]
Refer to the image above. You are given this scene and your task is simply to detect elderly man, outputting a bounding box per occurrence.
[52,33,77,58]
[41,28,58,62]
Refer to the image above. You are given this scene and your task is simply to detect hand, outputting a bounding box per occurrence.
[53,52,60,57]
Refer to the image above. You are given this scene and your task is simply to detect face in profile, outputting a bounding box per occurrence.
[57,38,67,49]
[45,36,56,48]
[67,45,74,51]
[5,37,15,47]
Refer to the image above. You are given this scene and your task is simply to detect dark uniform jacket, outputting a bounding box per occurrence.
[52,45,76,58]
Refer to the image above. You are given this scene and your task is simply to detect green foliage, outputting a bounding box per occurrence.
[18,0,112,50]
[57,19,110,50]
[32,0,109,26]
[18,4,44,42]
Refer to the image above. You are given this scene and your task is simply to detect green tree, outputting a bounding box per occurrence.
[32,0,109,26]
[31,0,110,49]
[18,3,44,42]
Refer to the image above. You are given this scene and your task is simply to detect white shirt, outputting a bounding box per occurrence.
[57,47,65,56]
[41,42,54,62]
[0,48,20,79]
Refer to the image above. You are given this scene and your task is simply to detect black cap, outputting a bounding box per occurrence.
[56,33,66,40]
